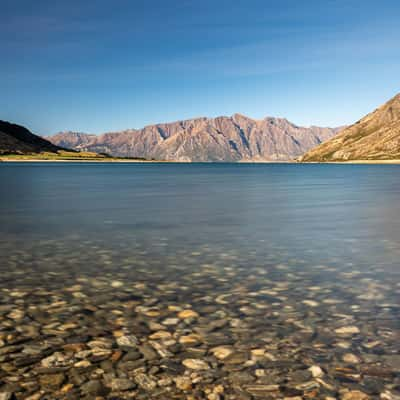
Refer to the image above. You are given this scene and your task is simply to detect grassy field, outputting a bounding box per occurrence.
[0,151,154,162]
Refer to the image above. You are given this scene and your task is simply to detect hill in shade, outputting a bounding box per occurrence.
[48,115,342,162]
[300,93,400,162]
[0,120,62,155]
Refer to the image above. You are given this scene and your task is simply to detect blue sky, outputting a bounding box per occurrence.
[1,0,400,135]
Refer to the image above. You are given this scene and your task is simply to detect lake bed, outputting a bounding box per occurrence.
[0,163,399,399]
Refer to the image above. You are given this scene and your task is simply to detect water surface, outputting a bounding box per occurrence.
[0,163,399,399]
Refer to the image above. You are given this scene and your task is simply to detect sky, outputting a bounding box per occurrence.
[1,0,400,135]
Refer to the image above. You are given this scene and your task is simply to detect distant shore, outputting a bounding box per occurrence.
[2,156,400,164]
[0,158,167,163]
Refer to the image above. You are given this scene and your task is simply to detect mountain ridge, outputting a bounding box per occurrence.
[48,114,343,162]
[0,120,63,155]
[300,93,400,162]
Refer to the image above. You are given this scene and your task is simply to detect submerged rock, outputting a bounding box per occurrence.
[182,359,210,370]
[342,390,370,400]
[335,326,360,336]
[116,335,139,348]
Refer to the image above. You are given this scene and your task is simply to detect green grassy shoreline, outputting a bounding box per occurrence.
[0,151,160,162]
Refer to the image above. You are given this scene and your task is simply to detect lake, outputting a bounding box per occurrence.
[0,162,399,399]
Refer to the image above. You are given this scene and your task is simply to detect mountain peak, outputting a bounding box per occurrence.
[232,113,251,120]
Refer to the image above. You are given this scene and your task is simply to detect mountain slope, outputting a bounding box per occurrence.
[49,115,342,162]
[0,120,62,155]
[300,93,400,162]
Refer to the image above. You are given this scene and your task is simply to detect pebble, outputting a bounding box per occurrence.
[343,353,360,364]
[342,390,370,400]
[81,379,104,395]
[179,334,201,345]
[39,373,65,389]
[309,365,324,378]
[163,317,180,325]
[284,397,303,400]
[210,346,234,360]
[110,280,124,288]
[149,331,172,340]
[223,351,248,364]
[175,376,193,391]
[178,310,199,319]
[74,360,92,368]
[245,384,280,395]
[335,326,360,336]
[182,359,210,370]
[116,335,139,348]
[138,343,158,360]
[134,373,157,391]
[110,378,136,391]
[41,352,71,368]
[302,300,319,307]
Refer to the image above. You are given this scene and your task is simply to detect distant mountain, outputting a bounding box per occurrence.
[48,115,342,162]
[0,120,62,155]
[300,93,400,162]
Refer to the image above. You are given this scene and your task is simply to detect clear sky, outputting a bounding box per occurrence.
[1,0,400,135]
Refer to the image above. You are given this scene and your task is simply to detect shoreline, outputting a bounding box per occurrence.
[2,154,400,164]
[0,158,169,163]
[299,159,400,164]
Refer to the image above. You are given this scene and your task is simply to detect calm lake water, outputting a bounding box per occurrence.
[0,162,399,399]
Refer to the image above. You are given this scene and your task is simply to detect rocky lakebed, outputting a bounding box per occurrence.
[0,236,399,400]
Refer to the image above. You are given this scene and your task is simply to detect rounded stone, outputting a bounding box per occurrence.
[178,310,199,319]
[182,358,210,370]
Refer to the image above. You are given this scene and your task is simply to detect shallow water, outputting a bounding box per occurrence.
[0,163,399,399]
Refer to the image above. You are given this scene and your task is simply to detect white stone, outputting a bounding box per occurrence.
[302,300,319,307]
[309,365,324,378]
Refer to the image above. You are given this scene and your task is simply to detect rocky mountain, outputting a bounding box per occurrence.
[48,115,342,162]
[0,120,62,155]
[300,93,400,162]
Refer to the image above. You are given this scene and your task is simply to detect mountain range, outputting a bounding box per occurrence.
[301,93,400,162]
[2,93,400,162]
[48,115,342,162]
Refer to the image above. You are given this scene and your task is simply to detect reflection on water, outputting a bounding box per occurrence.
[0,163,399,399]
